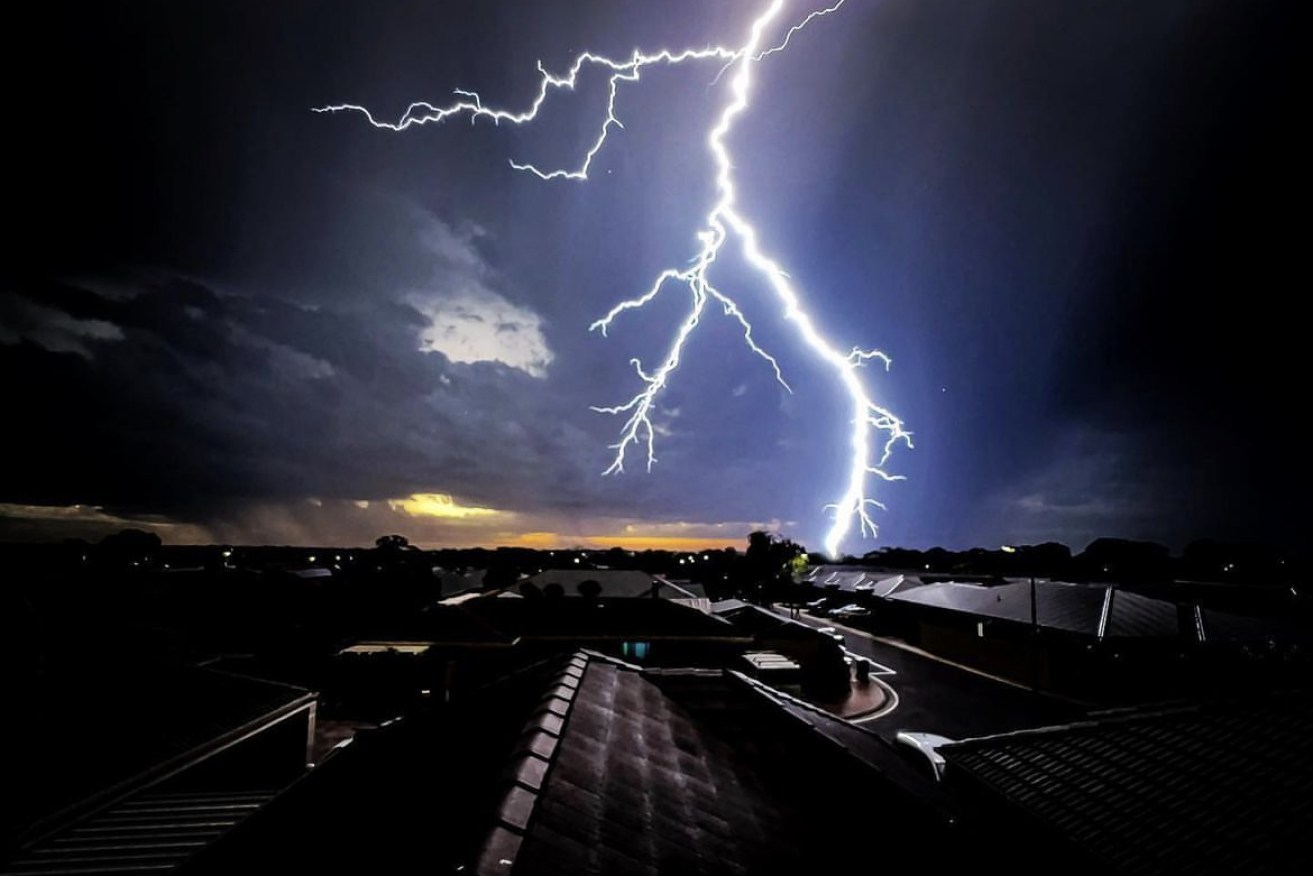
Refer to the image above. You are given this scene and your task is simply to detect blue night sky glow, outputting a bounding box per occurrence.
[1,0,1302,553]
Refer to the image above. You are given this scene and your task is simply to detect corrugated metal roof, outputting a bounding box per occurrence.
[1200,608,1313,646]
[3,789,279,875]
[803,565,894,592]
[888,579,1186,640]
[12,666,313,842]
[1103,589,1181,639]
[889,579,1109,636]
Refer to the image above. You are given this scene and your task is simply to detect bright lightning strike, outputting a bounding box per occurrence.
[316,0,911,557]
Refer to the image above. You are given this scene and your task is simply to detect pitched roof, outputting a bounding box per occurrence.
[527,569,697,598]
[10,663,313,847]
[462,596,746,642]
[712,603,789,633]
[710,598,751,614]
[475,652,954,875]
[713,603,823,640]
[938,694,1313,874]
[1200,607,1313,647]
[803,565,915,595]
[1102,588,1181,638]
[433,568,486,597]
[889,579,1185,639]
[421,603,519,645]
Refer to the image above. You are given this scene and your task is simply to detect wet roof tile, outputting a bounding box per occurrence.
[940,694,1313,874]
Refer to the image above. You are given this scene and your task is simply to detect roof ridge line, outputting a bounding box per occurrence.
[939,700,1206,751]
[471,651,592,876]
[577,646,644,671]
[726,668,888,745]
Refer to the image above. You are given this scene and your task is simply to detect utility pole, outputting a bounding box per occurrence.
[1030,571,1040,693]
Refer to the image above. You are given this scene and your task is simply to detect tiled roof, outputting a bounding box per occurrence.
[476,654,799,875]
[939,694,1313,874]
[476,651,952,875]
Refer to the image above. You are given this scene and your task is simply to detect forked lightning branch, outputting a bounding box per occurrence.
[316,0,910,556]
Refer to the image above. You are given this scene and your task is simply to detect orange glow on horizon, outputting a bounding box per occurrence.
[507,531,743,552]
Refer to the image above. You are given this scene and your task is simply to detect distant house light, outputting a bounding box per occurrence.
[622,641,650,660]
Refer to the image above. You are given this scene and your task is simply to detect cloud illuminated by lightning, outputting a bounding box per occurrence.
[316,0,911,556]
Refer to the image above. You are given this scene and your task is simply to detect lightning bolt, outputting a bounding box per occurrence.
[316,0,911,557]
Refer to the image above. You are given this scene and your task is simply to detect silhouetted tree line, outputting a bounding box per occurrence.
[2,526,1307,692]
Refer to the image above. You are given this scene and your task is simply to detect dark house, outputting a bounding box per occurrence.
[181,650,961,875]
[4,663,315,874]
[879,578,1192,698]
[329,596,754,711]
[712,601,849,696]
[937,692,1313,874]
[525,569,704,601]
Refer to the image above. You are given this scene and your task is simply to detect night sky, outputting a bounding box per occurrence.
[1,0,1303,554]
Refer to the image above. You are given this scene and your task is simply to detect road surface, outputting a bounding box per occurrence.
[787,610,1083,742]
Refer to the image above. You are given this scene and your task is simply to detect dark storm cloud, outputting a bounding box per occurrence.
[2,0,1305,551]
[0,274,607,524]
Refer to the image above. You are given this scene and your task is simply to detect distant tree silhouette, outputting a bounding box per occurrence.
[1077,538,1170,582]
[1183,539,1282,583]
[745,530,806,602]
[375,534,412,551]
[94,528,162,571]
[483,558,517,590]
[100,528,161,552]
